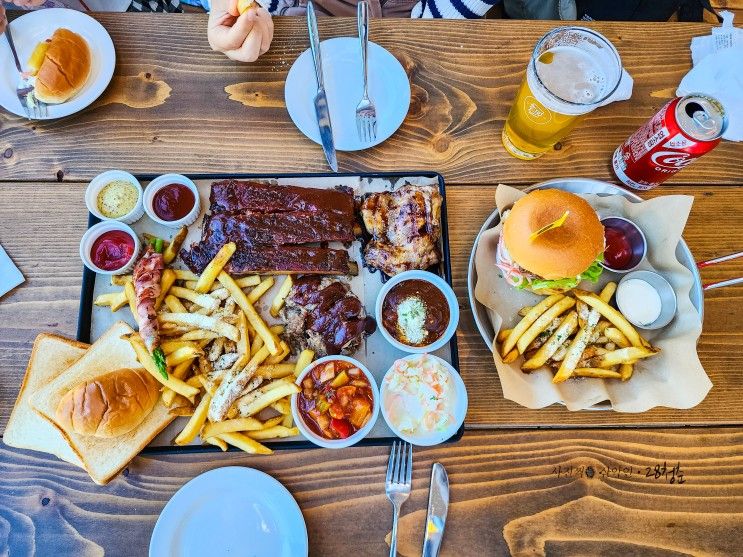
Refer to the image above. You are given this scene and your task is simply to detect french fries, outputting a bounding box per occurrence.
[521,312,579,371]
[195,242,237,293]
[155,269,177,311]
[175,393,211,445]
[248,277,275,304]
[125,334,200,398]
[218,432,273,455]
[94,291,128,311]
[93,237,310,456]
[501,294,565,357]
[516,297,576,354]
[218,272,279,355]
[163,226,187,264]
[270,276,293,317]
[495,281,659,384]
[169,286,219,311]
[159,312,239,342]
[294,349,315,375]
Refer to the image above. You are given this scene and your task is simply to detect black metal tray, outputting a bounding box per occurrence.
[77,171,462,453]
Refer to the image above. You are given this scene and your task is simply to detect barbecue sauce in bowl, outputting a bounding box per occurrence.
[152,183,195,222]
[382,279,449,347]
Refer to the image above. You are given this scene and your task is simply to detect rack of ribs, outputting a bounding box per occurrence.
[181,180,357,275]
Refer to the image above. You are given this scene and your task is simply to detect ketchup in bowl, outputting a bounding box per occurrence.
[90,230,136,271]
[604,226,633,269]
[152,183,195,222]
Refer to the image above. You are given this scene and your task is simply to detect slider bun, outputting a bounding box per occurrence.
[55,367,159,438]
[503,189,604,280]
[34,28,91,104]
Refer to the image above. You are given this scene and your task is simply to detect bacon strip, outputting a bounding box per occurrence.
[133,247,164,352]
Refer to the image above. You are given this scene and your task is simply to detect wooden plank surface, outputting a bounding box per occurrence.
[0,182,741,431]
[1,16,742,184]
[2,428,742,556]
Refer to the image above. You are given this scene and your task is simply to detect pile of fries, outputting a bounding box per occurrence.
[95,238,313,455]
[497,282,660,383]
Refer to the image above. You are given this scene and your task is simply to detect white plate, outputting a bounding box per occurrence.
[0,9,115,119]
[285,37,410,151]
[150,467,308,557]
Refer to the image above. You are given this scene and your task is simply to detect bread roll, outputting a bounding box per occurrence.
[55,367,159,438]
[34,28,91,104]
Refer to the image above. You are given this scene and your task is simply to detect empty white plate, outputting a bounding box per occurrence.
[285,37,411,151]
[0,8,115,120]
[149,467,308,557]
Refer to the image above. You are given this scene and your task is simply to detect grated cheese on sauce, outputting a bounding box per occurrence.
[396,296,427,345]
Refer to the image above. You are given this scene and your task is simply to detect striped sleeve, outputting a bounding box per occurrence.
[411,0,499,18]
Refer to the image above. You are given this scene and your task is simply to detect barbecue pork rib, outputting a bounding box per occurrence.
[181,180,357,275]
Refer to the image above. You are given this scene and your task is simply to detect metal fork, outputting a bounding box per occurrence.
[355,0,376,143]
[386,440,412,556]
[5,26,47,120]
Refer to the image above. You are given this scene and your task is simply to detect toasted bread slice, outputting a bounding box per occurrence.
[3,333,88,467]
[30,322,175,485]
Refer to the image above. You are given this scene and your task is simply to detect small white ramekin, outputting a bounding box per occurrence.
[143,174,201,229]
[375,270,459,354]
[380,353,468,446]
[291,355,380,449]
[85,170,144,225]
[79,221,141,276]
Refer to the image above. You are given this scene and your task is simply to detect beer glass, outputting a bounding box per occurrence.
[502,27,624,160]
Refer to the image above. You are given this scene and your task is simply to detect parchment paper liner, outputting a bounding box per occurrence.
[474,185,711,412]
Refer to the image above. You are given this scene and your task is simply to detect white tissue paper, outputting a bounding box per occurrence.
[678,11,743,141]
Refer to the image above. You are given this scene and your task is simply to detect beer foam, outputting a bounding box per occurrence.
[536,46,607,104]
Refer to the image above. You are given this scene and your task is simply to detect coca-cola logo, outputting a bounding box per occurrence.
[650,151,693,169]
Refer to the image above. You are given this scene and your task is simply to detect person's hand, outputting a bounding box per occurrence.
[208,6,273,63]
[0,6,6,35]
[10,0,47,7]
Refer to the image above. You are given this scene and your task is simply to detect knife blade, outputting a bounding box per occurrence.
[306,1,338,172]
[422,462,449,557]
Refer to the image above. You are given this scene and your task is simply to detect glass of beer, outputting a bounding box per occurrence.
[502,27,625,160]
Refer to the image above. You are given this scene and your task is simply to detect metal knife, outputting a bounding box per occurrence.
[306,1,338,172]
[422,462,449,557]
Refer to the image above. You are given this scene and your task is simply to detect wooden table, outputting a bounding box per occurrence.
[1,14,742,556]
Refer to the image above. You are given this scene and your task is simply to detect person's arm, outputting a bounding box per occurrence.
[208,0,273,63]
[0,6,5,35]
[411,0,496,18]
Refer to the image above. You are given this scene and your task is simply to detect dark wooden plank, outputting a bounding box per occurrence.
[1,428,742,556]
[1,16,741,184]
[0,182,741,431]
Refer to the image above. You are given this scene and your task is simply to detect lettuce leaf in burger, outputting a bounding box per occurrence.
[495,189,605,295]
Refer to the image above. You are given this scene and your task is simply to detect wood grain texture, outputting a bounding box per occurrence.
[1,15,742,184]
[0,182,741,432]
[1,428,742,556]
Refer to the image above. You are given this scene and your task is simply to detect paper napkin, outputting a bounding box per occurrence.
[0,244,24,297]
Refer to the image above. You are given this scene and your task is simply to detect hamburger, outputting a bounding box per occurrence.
[27,28,91,104]
[495,189,605,295]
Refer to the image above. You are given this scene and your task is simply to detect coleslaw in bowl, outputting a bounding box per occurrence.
[380,353,467,446]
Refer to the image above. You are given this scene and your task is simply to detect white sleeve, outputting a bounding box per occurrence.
[411,0,498,18]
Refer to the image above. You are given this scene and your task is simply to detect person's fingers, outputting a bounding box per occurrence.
[228,26,263,63]
[226,10,258,46]
[255,9,274,54]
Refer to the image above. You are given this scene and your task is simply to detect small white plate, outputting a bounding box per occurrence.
[0,9,116,119]
[150,467,308,557]
[285,37,411,151]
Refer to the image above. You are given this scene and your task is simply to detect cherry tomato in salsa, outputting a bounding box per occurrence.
[298,360,374,441]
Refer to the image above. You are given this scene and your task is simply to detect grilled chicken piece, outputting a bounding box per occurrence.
[360,184,443,276]
[133,247,164,352]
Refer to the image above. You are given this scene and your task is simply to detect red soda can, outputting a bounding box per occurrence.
[612,94,727,191]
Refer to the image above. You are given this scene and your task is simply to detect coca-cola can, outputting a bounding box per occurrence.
[612,94,727,190]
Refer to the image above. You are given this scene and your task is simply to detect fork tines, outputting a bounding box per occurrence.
[386,440,413,487]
